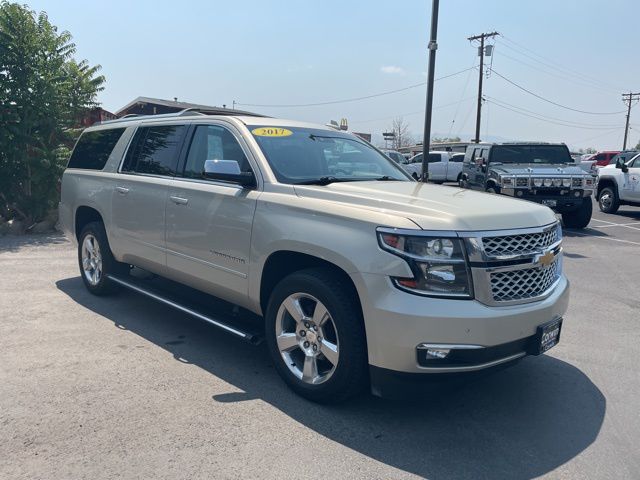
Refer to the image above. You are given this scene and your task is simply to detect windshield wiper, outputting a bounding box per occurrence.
[294,176,349,186]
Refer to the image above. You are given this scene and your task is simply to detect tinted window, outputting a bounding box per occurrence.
[490,145,571,164]
[183,125,250,178]
[411,154,423,164]
[428,153,441,163]
[67,128,126,170]
[123,125,186,175]
[250,126,408,184]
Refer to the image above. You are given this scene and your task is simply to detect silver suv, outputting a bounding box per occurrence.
[59,110,570,402]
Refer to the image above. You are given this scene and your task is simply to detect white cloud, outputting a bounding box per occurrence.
[381,65,405,75]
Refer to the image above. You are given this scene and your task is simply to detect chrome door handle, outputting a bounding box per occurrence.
[115,186,130,195]
[169,195,189,205]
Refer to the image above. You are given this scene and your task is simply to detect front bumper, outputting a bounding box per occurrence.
[500,188,592,211]
[350,271,570,377]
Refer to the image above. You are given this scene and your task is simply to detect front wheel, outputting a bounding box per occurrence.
[265,268,368,403]
[562,199,593,229]
[598,187,620,214]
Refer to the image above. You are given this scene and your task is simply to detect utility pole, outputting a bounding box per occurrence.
[622,92,640,150]
[468,31,498,143]
[421,0,439,182]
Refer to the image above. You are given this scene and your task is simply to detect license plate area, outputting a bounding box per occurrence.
[542,199,557,207]
[532,318,562,355]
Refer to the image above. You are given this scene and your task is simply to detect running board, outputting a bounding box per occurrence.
[107,274,263,345]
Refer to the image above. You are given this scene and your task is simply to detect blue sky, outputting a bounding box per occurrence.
[26,0,640,150]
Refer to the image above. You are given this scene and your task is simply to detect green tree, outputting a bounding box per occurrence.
[0,2,105,224]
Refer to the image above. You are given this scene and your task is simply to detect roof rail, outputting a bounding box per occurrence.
[97,107,267,126]
[177,107,267,117]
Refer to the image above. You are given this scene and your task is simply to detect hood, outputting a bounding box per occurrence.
[294,181,556,231]
[490,163,586,176]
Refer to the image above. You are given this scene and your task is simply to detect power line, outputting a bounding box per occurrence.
[486,99,623,130]
[235,67,475,108]
[493,49,620,95]
[492,70,627,115]
[499,35,624,93]
[350,97,476,125]
[485,96,620,128]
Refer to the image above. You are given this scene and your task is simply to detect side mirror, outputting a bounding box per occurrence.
[615,158,629,172]
[203,160,256,187]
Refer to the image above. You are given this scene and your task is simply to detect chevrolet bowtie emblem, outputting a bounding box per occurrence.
[537,251,555,267]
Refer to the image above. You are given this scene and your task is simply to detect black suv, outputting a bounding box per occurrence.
[460,143,595,228]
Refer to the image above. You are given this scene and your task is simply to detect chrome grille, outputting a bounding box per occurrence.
[490,258,559,302]
[482,226,558,257]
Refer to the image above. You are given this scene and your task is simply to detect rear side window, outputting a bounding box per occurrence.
[428,153,441,163]
[450,153,464,162]
[67,128,126,170]
[122,125,186,176]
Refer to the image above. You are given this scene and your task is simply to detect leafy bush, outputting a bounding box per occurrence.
[0,1,105,224]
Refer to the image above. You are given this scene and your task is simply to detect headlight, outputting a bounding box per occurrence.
[552,178,562,187]
[572,178,583,188]
[585,177,594,187]
[377,230,473,298]
[533,178,543,187]
[543,178,553,187]
[500,176,513,186]
[562,178,572,187]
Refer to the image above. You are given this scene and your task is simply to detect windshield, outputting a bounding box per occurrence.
[250,126,410,184]
[490,145,572,165]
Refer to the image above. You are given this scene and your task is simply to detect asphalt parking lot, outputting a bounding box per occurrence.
[1,198,639,480]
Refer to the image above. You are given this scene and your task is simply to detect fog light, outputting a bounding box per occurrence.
[516,190,523,197]
[425,348,451,360]
[574,190,580,197]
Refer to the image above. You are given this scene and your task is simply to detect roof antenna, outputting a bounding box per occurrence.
[174,97,178,102]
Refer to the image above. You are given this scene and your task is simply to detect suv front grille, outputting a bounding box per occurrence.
[490,257,560,302]
[482,226,558,257]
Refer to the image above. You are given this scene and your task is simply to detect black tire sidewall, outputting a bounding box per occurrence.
[265,269,368,403]
[598,187,619,213]
[562,199,593,229]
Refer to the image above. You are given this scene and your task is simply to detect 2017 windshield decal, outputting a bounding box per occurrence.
[252,127,293,137]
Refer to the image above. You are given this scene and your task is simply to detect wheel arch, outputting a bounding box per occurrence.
[596,176,618,198]
[75,205,104,241]
[258,250,362,319]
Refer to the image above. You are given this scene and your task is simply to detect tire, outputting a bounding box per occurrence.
[456,173,462,185]
[412,172,419,180]
[265,268,368,403]
[77,221,128,295]
[459,176,468,188]
[486,184,500,194]
[598,186,620,214]
[562,199,593,229]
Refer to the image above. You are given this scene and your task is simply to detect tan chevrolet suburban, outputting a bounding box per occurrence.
[59,108,569,402]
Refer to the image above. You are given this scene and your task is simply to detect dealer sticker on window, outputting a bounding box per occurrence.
[252,127,293,137]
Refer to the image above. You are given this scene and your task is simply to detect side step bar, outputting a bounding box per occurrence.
[107,275,263,345]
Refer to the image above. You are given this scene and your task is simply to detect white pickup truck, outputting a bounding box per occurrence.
[402,151,465,183]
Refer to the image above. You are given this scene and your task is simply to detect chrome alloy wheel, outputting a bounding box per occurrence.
[81,234,103,286]
[275,293,339,385]
[599,191,613,210]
